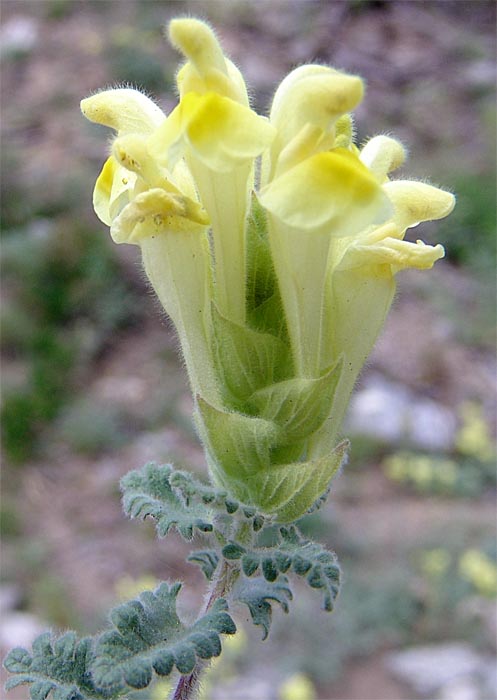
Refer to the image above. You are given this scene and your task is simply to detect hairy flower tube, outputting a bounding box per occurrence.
[81,18,454,521]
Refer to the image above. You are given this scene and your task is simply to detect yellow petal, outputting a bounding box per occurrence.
[271,65,363,135]
[269,65,363,172]
[360,135,406,182]
[259,148,390,233]
[81,88,165,134]
[339,237,445,273]
[112,133,180,195]
[93,156,137,226]
[383,180,456,230]
[154,92,275,173]
[110,188,209,245]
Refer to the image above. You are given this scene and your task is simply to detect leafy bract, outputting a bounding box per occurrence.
[3,633,103,700]
[91,582,236,693]
[210,305,291,404]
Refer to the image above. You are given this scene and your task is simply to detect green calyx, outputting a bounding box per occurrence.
[185,197,348,520]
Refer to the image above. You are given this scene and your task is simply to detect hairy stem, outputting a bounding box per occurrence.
[170,558,239,700]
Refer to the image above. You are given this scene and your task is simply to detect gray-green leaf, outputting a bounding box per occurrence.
[91,582,235,694]
[121,463,214,540]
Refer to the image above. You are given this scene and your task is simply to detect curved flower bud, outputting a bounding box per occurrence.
[309,182,455,459]
[82,90,167,228]
[266,65,364,180]
[169,18,249,105]
[153,22,277,324]
[81,88,165,134]
[259,148,390,376]
[359,135,406,182]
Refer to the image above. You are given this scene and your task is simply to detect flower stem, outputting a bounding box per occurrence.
[170,558,239,700]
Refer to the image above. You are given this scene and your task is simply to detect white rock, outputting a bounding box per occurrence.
[0,612,44,649]
[346,374,456,450]
[385,643,487,696]
[439,676,481,700]
[0,585,21,614]
[0,16,38,56]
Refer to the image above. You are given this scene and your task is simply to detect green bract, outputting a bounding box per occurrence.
[81,18,455,520]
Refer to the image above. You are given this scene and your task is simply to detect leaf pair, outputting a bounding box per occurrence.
[4,583,236,700]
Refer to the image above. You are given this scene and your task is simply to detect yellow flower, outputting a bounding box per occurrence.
[456,402,495,462]
[279,672,316,700]
[257,67,454,456]
[420,548,451,578]
[151,19,275,325]
[459,550,497,598]
[81,18,455,520]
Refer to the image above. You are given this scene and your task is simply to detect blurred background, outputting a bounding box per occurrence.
[1,1,496,699]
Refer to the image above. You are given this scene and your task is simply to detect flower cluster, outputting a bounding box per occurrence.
[81,18,454,521]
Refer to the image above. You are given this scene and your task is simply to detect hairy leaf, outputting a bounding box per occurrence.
[3,633,104,700]
[223,525,341,611]
[187,550,219,580]
[235,577,292,640]
[91,582,236,694]
[121,463,214,540]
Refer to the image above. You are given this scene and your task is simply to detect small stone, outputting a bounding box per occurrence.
[385,643,487,696]
[439,676,480,700]
[0,585,21,614]
[0,16,38,56]
[0,612,44,649]
[346,374,456,450]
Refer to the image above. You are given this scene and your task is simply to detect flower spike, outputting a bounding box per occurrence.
[81,17,455,519]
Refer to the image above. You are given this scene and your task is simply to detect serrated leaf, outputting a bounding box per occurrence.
[222,543,245,560]
[224,525,341,612]
[211,304,291,403]
[262,558,279,582]
[126,464,263,533]
[252,515,265,531]
[241,554,260,577]
[235,577,292,640]
[168,469,224,504]
[120,463,214,541]
[248,359,342,445]
[31,680,55,700]
[3,633,100,700]
[280,526,341,611]
[91,582,235,694]
[187,550,219,580]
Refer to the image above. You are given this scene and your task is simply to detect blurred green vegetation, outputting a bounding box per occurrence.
[1,220,139,462]
[441,172,496,274]
[254,519,497,689]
